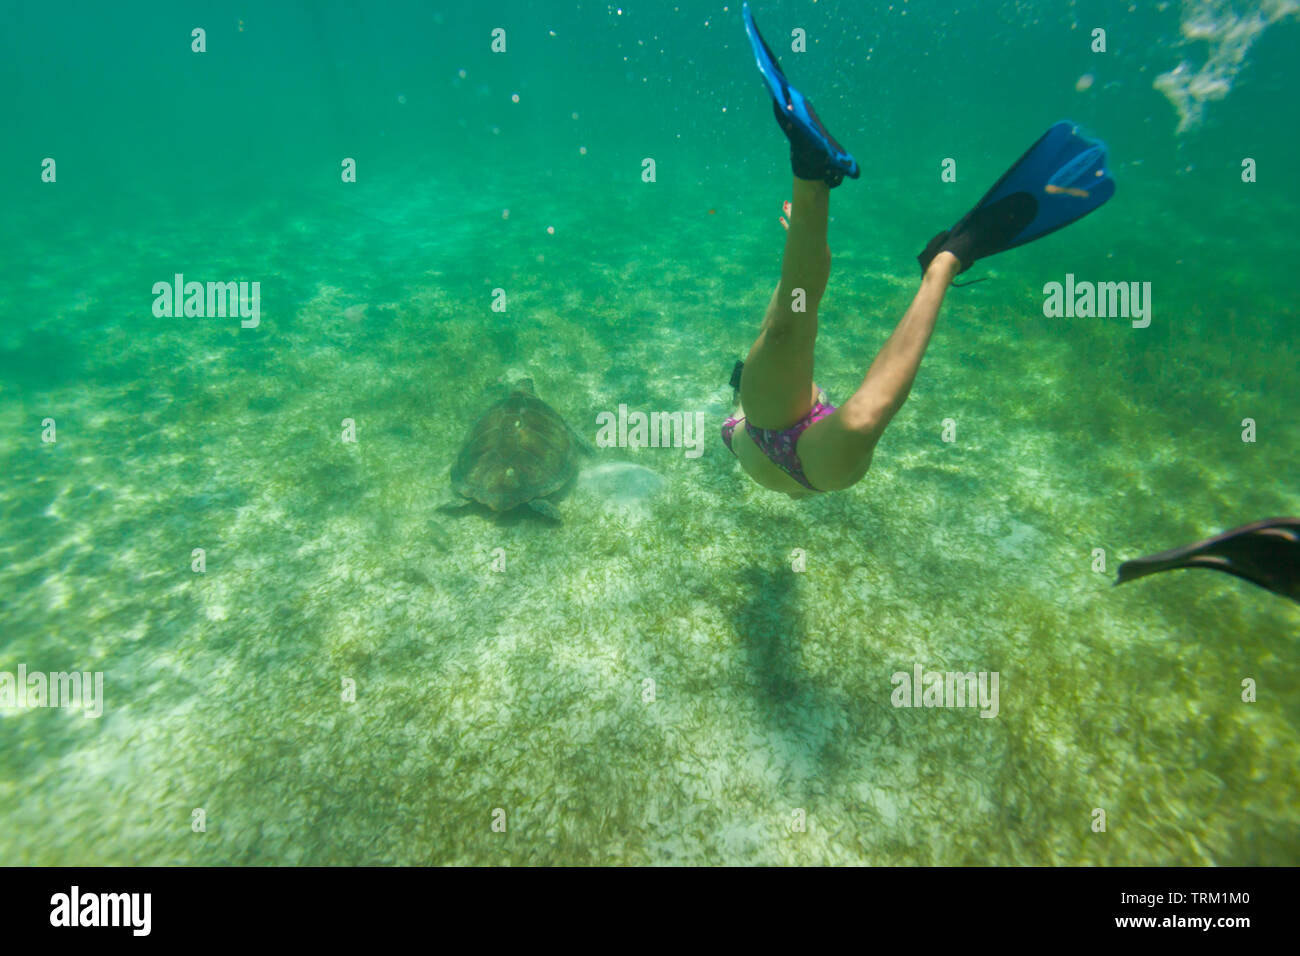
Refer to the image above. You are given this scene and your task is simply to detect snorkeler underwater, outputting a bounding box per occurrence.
[1,0,1296,924]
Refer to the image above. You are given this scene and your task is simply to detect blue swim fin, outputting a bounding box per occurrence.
[743,2,859,187]
[918,122,1116,275]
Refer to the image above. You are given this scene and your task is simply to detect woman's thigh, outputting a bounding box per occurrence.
[740,291,818,429]
[796,410,880,492]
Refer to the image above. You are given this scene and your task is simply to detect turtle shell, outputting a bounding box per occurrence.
[450,384,579,512]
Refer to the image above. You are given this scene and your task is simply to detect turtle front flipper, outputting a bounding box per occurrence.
[527,499,562,522]
[437,494,476,514]
[566,420,596,456]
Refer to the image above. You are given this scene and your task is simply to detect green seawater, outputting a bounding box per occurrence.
[1,0,1297,865]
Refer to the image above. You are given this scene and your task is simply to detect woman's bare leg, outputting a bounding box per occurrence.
[740,177,831,429]
[798,252,962,491]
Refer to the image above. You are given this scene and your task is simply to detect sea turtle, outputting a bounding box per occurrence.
[446,379,588,521]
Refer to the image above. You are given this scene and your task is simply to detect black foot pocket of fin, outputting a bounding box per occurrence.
[729,360,745,392]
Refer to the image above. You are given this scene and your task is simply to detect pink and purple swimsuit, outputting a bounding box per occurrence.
[721,387,836,492]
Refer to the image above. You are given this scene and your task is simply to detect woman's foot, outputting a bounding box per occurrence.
[924,251,963,282]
